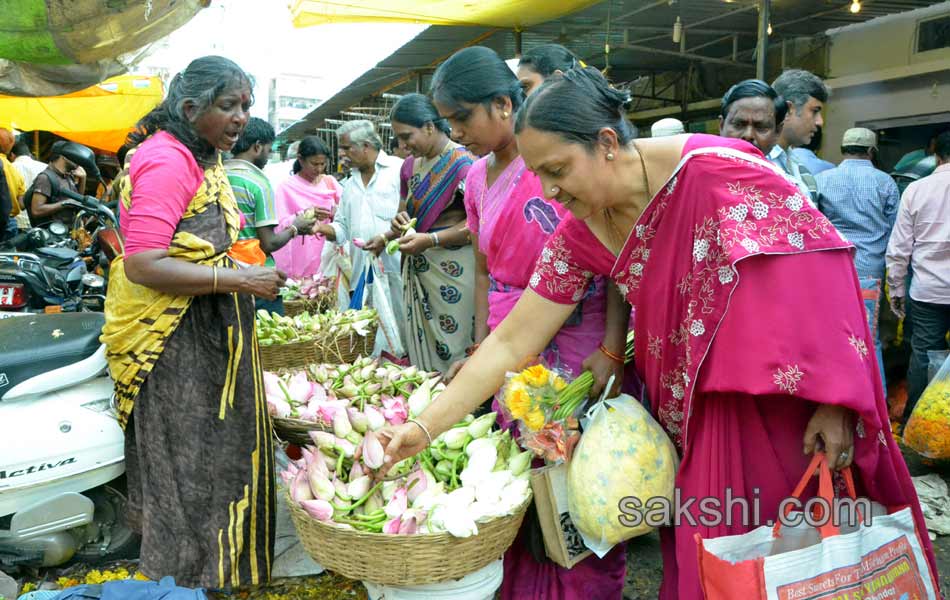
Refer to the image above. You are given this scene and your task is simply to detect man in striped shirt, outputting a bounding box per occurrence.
[225,117,315,314]
[817,127,900,392]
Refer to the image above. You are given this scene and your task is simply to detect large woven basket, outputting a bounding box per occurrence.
[259,338,323,371]
[272,416,330,446]
[285,489,531,585]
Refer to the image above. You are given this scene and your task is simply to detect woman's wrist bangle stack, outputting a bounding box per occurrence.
[408,418,433,445]
[290,225,299,238]
[430,232,440,247]
[598,343,624,364]
[211,266,219,295]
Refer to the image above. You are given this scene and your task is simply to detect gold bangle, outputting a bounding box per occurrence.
[212,266,218,295]
[408,418,433,446]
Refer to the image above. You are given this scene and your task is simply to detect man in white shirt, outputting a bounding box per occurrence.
[315,120,405,354]
[886,131,950,425]
[9,140,47,229]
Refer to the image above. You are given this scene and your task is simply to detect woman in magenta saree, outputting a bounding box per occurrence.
[377,67,939,600]
[431,47,626,600]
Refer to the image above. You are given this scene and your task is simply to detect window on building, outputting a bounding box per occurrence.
[917,15,950,53]
[279,96,318,110]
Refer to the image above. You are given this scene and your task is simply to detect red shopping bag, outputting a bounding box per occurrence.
[696,452,939,600]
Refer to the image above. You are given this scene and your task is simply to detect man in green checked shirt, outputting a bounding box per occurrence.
[225,118,316,314]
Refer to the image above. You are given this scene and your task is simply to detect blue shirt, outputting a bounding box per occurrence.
[791,148,835,175]
[816,159,900,279]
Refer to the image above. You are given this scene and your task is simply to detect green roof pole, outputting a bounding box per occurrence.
[756,0,770,80]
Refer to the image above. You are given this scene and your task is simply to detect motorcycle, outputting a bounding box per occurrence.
[0,190,119,313]
[0,312,137,569]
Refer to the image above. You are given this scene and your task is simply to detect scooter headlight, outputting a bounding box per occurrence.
[81,397,113,414]
[81,273,105,289]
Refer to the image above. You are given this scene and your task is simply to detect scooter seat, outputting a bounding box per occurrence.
[0,313,104,396]
[37,247,79,263]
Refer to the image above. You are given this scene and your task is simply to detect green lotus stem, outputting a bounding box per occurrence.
[331,481,383,514]
[335,448,345,474]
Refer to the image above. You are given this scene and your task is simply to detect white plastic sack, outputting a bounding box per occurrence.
[567,394,678,557]
[320,243,351,311]
[363,258,405,358]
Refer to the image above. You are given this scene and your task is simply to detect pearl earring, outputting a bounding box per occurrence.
[503,112,510,119]
[550,187,558,194]
[606,152,615,161]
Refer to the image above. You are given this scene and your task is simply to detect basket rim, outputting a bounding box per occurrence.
[285,488,532,539]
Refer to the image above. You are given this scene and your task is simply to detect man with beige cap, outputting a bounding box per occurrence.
[816,126,899,392]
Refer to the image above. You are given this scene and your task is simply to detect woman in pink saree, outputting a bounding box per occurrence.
[430,47,627,600]
[272,136,342,278]
[379,67,940,599]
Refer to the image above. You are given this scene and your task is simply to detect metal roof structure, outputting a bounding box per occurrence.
[279,0,940,142]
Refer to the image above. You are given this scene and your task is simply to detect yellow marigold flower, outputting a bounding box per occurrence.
[521,364,551,388]
[134,572,150,581]
[506,387,532,419]
[21,583,37,593]
[553,377,568,392]
[524,407,546,431]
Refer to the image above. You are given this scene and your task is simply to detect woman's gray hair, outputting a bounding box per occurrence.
[337,119,383,150]
[129,56,253,164]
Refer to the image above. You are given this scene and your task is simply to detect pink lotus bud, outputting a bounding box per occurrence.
[406,467,434,503]
[300,499,333,521]
[289,372,312,404]
[291,469,314,503]
[381,396,408,425]
[333,478,351,500]
[385,487,408,519]
[364,405,386,431]
[309,384,327,403]
[347,475,371,499]
[301,448,315,466]
[320,449,337,472]
[347,407,369,433]
[398,510,422,535]
[263,371,283,398]
[307,452,330,479]
[335,438,357,457]
[383,517,401,534]
[280,470,294,485]
[309,471,336,502]
[349,461,365,480]
[362,431,386,470]
[309,431,336,449]
[333,410,353,438]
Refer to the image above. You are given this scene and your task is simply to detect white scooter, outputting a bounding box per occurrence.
[0,312,138,569]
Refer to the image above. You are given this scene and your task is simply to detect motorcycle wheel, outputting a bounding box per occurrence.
[68,482,140,565]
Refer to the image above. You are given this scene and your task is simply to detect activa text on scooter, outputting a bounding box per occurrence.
[0,457,77,479]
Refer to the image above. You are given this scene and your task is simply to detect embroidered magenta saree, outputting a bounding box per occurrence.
[464,154,626,599]
[530,134,938,599]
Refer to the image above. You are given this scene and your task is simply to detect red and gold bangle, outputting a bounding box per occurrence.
[598,344,624,364]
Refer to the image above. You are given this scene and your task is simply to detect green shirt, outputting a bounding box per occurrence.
[225,159,279,267]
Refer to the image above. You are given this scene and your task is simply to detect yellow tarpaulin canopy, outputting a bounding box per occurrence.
[291,0,599,28]
[0,74,164,153]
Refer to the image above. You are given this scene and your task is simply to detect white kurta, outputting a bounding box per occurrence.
[329,151,406,355]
